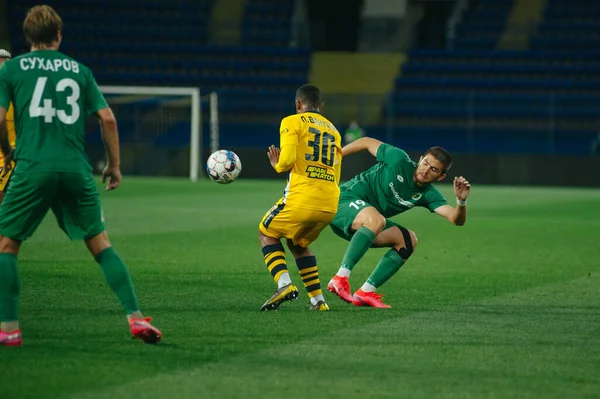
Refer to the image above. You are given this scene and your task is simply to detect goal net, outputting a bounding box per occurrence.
[85,86,219,182]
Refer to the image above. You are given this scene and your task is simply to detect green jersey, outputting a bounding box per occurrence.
[0,50,108,173]
[341,144,447,217]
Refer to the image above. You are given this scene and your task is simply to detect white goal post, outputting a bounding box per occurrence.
[99,85,217,182]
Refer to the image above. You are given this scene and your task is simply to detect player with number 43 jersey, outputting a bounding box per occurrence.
[0,5,160,346]
[258,84,342,312]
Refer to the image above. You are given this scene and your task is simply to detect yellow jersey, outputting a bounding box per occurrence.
[275,111,342,213]
[1,103,16,162]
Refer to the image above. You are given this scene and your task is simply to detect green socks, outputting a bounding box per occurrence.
[366,249,405,288]
[340,227,377,272]
[0,248,140,322]
[0,253,19,322]
[95,247,140,314]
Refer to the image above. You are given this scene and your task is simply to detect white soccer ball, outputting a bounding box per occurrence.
[206,150,242,184]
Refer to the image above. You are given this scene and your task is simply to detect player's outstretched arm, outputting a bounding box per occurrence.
[96,107,122,190]
[434,176,471,226]
[342,137,383,157]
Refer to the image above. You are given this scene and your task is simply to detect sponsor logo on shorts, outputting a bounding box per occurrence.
[306,166,335,182]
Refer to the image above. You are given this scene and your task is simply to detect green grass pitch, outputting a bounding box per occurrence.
[2,178,600,398]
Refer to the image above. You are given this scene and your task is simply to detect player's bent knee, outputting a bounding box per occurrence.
[258,229,281,248]
[395,227,416,261]
[354,210,386,235]
[373,215,387,233]
[409,230,418,249]
[258,228,269,243]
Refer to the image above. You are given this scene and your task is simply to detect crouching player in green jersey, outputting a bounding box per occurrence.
[327,137,471,308]
[0,5,161,346]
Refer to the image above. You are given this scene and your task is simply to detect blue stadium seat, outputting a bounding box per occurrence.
[403,62,600,75]
[387,0,600,155]
[408,49,600,61]
[241,0,294,46]
[394,77,600,91]
[451,0,515,50]
[7,0,309,126]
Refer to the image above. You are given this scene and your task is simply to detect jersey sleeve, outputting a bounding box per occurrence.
[279,116,300,147]
[83,68,108,116]
[274,116,299,173]
[376,143,411,165]
[0,64,12,110]
[422,186,448,212]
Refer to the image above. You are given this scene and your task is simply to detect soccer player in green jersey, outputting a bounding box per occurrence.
[327,137,471,308]
[0,5,161,346]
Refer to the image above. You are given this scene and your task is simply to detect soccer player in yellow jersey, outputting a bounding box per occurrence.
[258,84,342,312]
[0,49,15,203]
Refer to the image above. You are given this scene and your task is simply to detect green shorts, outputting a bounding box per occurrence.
[0,170,105,242]
[330,191,401,242]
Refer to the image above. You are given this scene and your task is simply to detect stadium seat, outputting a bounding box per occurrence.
[386,0,600,155]
[7,0,311,129]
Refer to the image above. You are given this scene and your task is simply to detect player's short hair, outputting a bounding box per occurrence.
[0,49,11,59]
[424,146,452,174]
[23,5,63,46]
[296,84,322,109]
